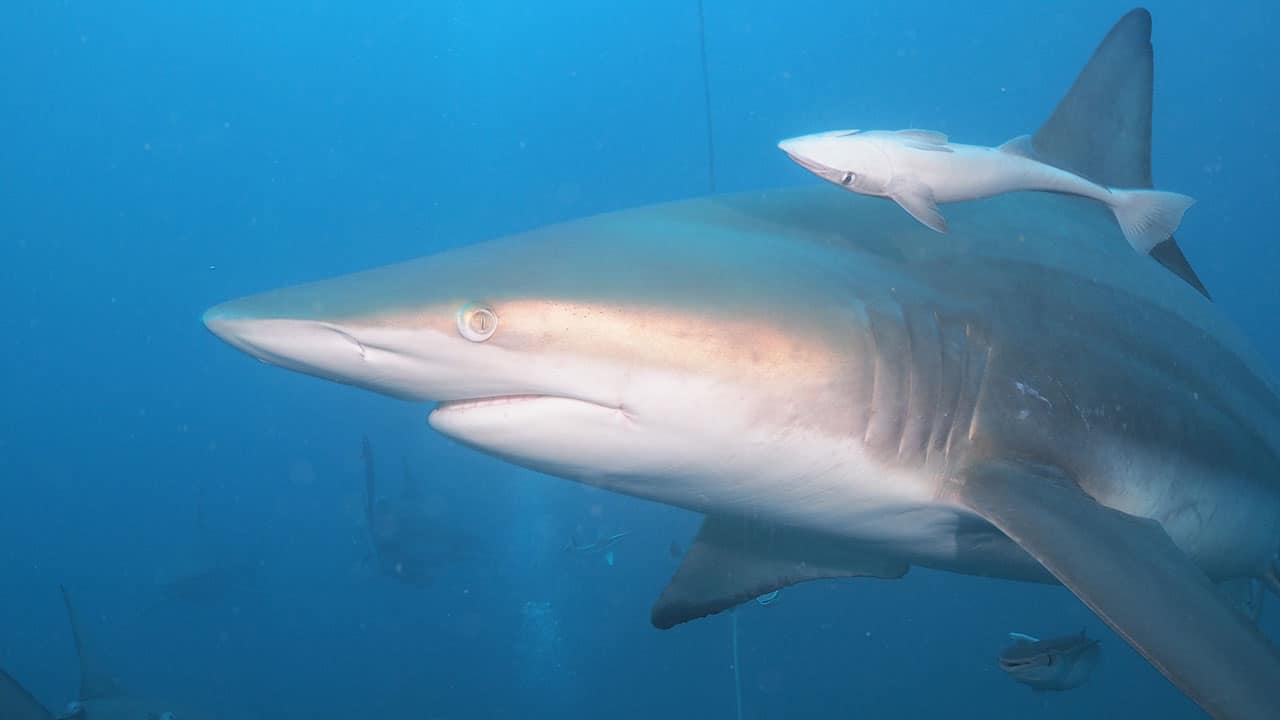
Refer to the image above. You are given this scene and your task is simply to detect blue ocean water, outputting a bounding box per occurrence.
[1,1,1276,718]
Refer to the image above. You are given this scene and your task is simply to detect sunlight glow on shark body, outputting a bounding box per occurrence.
[202,10,1280,718]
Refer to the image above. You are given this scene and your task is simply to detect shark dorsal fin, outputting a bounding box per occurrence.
[1032,9,1154,188]
[1030,8,1209,299]
[60,586,124,702]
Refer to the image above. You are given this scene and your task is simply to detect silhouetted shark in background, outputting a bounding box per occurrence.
[362,435,474,585]
[0,587,218,720]
[203,9,1280,717]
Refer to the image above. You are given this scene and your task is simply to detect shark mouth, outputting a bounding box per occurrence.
[782,152,830,174]
[433,394,622,415]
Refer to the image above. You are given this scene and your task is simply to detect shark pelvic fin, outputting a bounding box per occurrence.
[650,515,907,629]
[60,586,123,702]
[1028,8,1208,297]
[956,461,1280,720]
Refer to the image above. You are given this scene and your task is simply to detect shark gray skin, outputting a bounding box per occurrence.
[0,587,218,720]
[202,9,1280,718]
[998,631,1101,692]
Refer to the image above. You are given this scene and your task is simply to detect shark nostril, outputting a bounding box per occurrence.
[323,325,367,359]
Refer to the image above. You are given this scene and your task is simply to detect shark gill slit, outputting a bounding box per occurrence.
[900,305,945,466]
[927,310,964,467]
[863,303,909,461]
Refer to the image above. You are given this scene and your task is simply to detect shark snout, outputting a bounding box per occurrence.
[202,304,369,376]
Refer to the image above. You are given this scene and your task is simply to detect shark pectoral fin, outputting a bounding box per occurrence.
[956,461,1280,719]
[650,515,907,629]
[996,134,1035,158]
[887,178,948,234]
[893,129,948,145]
[0,670,54,720]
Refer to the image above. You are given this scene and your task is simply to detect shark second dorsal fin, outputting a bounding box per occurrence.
[1029,8,1209,298]
[60,586,123,702]
[650,515,907,629]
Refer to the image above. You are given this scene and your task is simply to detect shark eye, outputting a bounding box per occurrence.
[840,172,855,186]
[457,302,499,342]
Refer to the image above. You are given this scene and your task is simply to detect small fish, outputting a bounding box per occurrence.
[998,631,1101,691]
[777,128,1194,255]
[755,590,781,607]
[564,531,630,566]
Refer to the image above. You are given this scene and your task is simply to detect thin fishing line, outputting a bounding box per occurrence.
[696,0,717,192]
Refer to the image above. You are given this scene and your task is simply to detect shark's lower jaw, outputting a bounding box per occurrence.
[428,394,640,482]
[433,394,622,415]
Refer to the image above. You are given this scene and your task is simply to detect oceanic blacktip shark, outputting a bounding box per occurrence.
[998,631,1101,692]
[777,129,1195,255]
[0,587,217,720]
[202,9,1280,718]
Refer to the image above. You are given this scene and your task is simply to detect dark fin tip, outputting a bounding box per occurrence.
[1033,8,1208,298]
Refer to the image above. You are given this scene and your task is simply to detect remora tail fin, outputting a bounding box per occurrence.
[1028,8,1209,297]
[1108,189,1195,254]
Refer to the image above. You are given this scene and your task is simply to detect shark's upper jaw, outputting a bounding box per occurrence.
[201,303,626,412]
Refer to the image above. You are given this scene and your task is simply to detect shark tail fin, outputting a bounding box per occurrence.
[60,586,122,702]
[0,669,53,720]
[1108,189,1196,254]
[1029,8,1209,298]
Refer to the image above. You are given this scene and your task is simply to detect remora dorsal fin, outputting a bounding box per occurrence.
[1030,8,1209,298]
[60,586,124,701]
[650,515,907,629]
[0,670,54,720]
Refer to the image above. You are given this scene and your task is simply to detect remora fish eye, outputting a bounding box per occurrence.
[456,302,499,342]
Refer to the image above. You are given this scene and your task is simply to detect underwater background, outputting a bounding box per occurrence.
[1,0,1277,717]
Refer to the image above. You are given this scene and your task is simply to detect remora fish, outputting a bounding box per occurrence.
[0,587,217,720]
[563,531,631,567]
[202,10,1280,718]
[998,631,1100,691]
[776,128,1194,255]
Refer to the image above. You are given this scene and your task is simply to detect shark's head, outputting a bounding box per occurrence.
[777,130,893,195]
[203,203,864,505]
